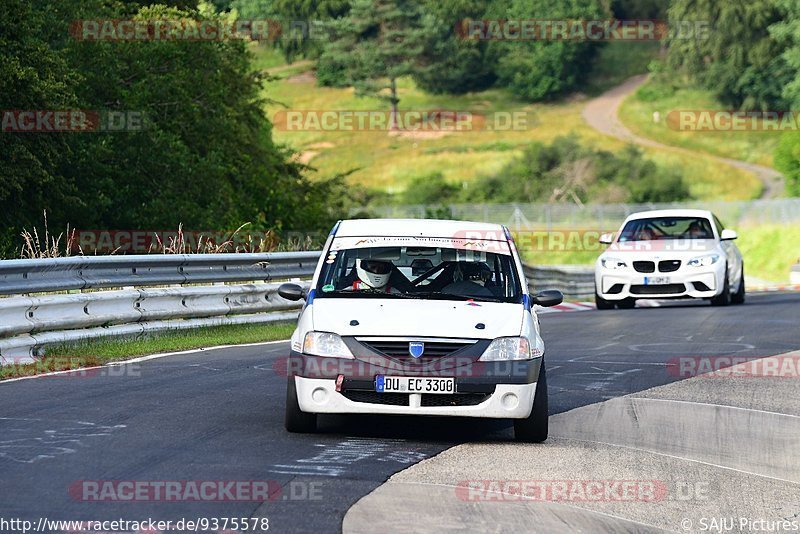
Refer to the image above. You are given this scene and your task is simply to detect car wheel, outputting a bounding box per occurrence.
[284,376,317,433]
[616,298,636,309]
[595,292,615,310]
[710,266,731,306]
[514,362,548,443]
[731,265,745,305]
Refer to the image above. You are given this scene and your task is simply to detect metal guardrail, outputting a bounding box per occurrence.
[0,252,593,366]
[524,264,594,301]
[0,253,322,365]
[0,252,321,295]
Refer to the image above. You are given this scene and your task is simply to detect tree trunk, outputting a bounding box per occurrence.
[389,78,399,131]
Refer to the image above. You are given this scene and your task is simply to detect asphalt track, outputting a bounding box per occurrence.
[1,292,799,533]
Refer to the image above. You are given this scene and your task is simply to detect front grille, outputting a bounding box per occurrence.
[630,283,685,295]
[658,260,681,272]
[342,391,408,406]
[633,261,655,273]
[421,393,492,407]
[341,390,493,407]
[358,339,474,358]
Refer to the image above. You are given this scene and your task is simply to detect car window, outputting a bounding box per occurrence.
[315,245,522,303]
[618,217,715,241]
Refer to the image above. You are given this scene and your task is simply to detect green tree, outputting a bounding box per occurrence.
[411,0,497,94]
[487,0,609,101]
[320,0,435,124]
[667,0,790,110]
[1,0,343,256]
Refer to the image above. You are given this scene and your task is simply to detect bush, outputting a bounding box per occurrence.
[401,172,461,205]
[775,131,800,196]
[466,136,691,204]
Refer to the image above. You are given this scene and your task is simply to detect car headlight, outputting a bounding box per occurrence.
[687,254,720,267]
[479,337,532,362]
[302,331,354,359]
[601,257,628,270]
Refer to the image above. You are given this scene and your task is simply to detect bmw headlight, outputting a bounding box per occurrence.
[687,254,720,267]
[302,331,354,359]
[479,337,532,362]
[601,257,628,270]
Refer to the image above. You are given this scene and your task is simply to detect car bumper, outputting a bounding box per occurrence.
[294,376,537,418]
[596,266,723,300]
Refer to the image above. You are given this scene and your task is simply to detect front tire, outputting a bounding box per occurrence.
[514,362,548,443]
[731,265,745,305]
[595,292,615,310]
[710,266,731,306]
[285,376,317,433]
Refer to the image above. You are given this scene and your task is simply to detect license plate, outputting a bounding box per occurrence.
[644,276,671,285]
[375,376,455,395]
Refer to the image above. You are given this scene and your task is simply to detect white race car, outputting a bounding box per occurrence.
[278,218,563,442]
[595,209,744,309]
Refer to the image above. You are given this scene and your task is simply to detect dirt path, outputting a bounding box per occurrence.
[582,74,784,199]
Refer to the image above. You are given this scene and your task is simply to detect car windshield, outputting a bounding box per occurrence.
[617,216,715,242]
[315,245,522,303]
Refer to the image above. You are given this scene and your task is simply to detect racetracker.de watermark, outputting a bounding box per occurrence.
[456,19,709,41]
[667,355,800,379]
[1,110,147,133]
[272,110,534,132]
[667,110,800,131]
[69,19,283,41]
[68,480,322,502]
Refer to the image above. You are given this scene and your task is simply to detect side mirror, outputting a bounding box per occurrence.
[720,229,738,241]
[599,233,614,245]
[532,290,563,308]
[278,283,306,301]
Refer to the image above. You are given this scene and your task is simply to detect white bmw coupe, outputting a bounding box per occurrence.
[595,209,744,309]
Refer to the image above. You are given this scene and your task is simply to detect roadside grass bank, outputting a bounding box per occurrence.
[520,224,800,283]
[618,77,780,169]
[0,322,295,380]
[255,47,759,202]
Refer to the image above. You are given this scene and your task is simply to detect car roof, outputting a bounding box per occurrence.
[334,219,508,240]
[622,209,715,223]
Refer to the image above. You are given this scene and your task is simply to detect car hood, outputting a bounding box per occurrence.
[601,239,720,261]
[311,297,523,340]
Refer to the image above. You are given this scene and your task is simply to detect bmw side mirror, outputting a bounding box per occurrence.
[532,290,563,307]
[720,229,738,241]
[278,283,306,301]
[599,233,614,245]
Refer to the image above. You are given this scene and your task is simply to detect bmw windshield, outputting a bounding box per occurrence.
[315,240,523,303]
[618,217,715,242]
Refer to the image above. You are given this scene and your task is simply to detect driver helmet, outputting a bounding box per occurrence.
[455,262,492,286]
[356,259,393,289]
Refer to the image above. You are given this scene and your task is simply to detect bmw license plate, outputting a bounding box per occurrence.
[375,376,455,394]
[644,276,671,285]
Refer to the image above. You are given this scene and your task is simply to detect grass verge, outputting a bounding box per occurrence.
[259,48,761,201]
[1,322,295,381]
[618,77,780,169]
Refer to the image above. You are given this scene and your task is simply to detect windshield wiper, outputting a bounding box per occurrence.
[408,292,505,303]
[317,290,424,299]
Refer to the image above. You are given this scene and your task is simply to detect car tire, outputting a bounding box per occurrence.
[595,292,615,310]
[731,265,745,305]
[616,298,636,309]
[710,266,731,306]
[285,376,317,433]
[514,362,548,443]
